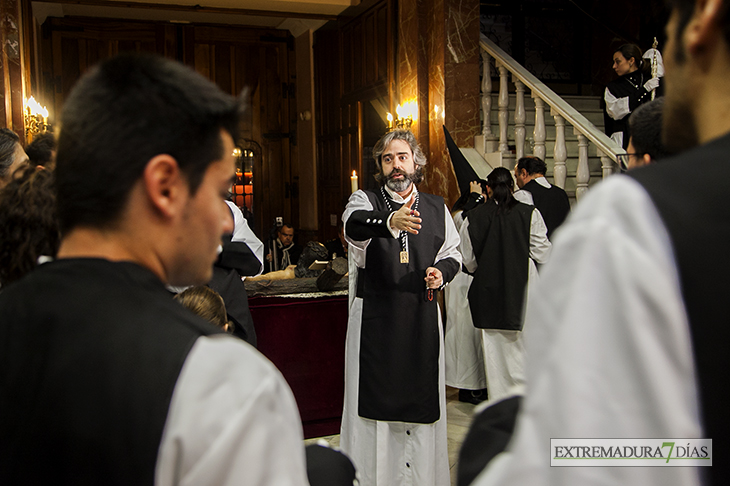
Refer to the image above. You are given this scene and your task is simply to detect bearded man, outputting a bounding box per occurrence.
[339,129,461,486]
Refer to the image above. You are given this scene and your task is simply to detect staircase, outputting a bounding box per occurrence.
[472,34,623,203]
[479,93,606,198]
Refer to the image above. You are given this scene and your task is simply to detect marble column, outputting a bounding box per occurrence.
[397,0,479,206]
[1,0,26,138]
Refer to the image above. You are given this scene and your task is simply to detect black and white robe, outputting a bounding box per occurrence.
[340,184,461,486]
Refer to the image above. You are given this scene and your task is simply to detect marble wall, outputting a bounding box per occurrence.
[396,0,479,206]
[1,0,26,138]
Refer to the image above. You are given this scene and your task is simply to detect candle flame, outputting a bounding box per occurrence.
[25,96,48,117]
[352,170,357,177]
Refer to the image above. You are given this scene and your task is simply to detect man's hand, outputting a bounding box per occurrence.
[470,181,482,194]
[424,267,443,289]
[390,196,422,234]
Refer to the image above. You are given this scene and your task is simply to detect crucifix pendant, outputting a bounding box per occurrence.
[400,251,409,264]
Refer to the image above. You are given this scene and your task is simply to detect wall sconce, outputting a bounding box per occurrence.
[386,100,418,131]
[24,96,50,141]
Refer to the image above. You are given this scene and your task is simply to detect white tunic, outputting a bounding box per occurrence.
[225,200,264,276]
[444,211,487,390]
[340,185,461,486]
[513,176,552,207]
[471,176,702,485]
[458,207,551,401]
[155,335,310,485]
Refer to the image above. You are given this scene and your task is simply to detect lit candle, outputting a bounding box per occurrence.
[351,170,358,193]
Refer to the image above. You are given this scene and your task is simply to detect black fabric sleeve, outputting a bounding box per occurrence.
[457,396,522,486]
[434,257,460,287]
[216,240,262,276]
[462,192,485,212]
[346,209,394,241]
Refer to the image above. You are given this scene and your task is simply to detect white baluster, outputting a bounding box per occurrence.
[533,96,546,161]
[481,50,492,137]
[497,62,509,156]
[575,132,589,200]
[601,154,614,178]
[514,78,526,160]
[553,112,567,189]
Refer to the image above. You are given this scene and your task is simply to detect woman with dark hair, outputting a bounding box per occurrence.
[458,167,551,401]
[0,166,59,287]
[604,43,661,149]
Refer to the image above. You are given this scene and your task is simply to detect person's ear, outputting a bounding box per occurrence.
[143,154,185,218]
[643,153,653,165]
[685,0,724,57]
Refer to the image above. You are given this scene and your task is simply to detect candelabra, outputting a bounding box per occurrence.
[24,96,50,142]
[386,100,418,131]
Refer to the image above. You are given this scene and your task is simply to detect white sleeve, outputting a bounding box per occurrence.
[528,209,551,264]
[473,176,703,486]
[155,335,309,486]
[226,200,264,276]
[436,203,462,269]
[452,211,465,233]
[513,189,533,206]
[604,87,631,121]
[458,217,477,273]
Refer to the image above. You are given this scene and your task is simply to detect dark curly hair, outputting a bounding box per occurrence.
[0,166,60,286]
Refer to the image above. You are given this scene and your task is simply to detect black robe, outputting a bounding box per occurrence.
[521,179,571,239]
[346,189,460,424]
[630,133,730,485]
[467,200,533,331]
[0,259,222,485]
[603,70,661,149]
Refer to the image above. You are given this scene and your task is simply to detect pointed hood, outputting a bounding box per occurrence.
[444,125,480,198]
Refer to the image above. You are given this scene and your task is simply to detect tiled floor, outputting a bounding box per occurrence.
[304,386,478,485]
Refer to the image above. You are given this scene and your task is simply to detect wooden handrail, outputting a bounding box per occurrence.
[480,34,622,161]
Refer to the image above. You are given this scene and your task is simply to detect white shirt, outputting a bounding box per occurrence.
[458,206,551,273]
[472,175,702,486]
[344,186,462,273]
[513,176,551,207]
[225,200,264,277]
[155,335,310,486]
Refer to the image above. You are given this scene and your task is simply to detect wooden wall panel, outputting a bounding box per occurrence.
[314,0,394,243]
[39,18,296,240]
[183,26,294,239]
[43,18,170,124]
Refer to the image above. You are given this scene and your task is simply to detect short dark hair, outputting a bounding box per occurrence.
[25,133,56,167]
[628,97,673,161]
[0,166,59,286]
[516,156,547,176]
[55,53,244,233]
[278,224,294,234]
[0,128,21,179]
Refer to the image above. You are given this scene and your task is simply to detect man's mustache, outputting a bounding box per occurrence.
[387,169,409,179]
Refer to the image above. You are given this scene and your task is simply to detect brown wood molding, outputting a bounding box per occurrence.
[36,0,339,21]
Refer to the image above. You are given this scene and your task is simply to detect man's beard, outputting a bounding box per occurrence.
[384,168,418,193]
